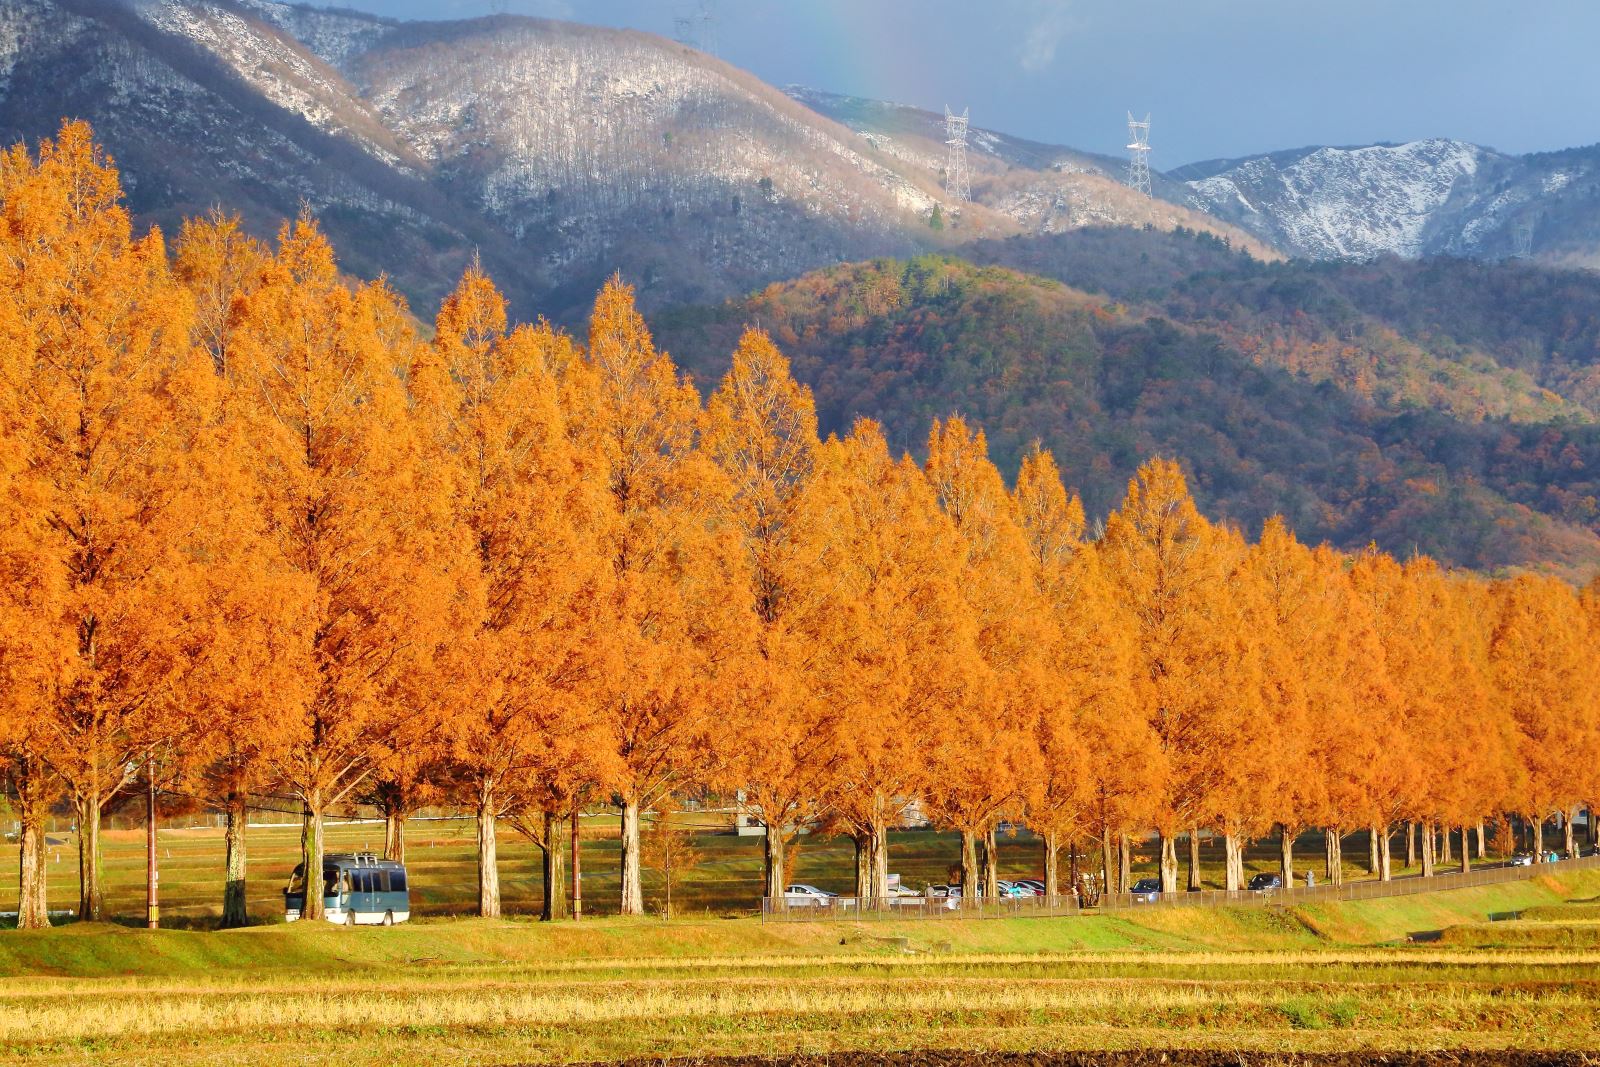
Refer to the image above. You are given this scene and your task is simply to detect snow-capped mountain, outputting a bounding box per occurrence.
[0,0,1267,322]
[1175,139,1600,266]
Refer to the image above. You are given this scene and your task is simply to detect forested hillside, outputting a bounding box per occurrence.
[661,237,1600,576]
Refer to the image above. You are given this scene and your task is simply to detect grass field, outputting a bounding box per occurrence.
[0,815,1522,926]
[2,866,1600,1065]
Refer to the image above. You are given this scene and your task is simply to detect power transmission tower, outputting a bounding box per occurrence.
[1512,215,1536,259]
[944,106,971,207]
[1125,112,1152,198]
[698,0,718,57]
[673,0,717,55]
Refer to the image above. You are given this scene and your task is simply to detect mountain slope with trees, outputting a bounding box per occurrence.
[660,237,1600,576]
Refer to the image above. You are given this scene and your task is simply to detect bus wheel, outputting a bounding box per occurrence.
[383,911,394,927]
[345,911,356,928]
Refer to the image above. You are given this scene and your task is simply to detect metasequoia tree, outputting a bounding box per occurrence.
[1301,546,1388,885]
[1012,448,1089,896]
[1100,459,1239,894]
[921,418,1040,902]
[0,122,219,920]
[172,212,311,928]
[173,208,267,372]
[1242,519,1325,890]
[231,215,460,921]
[1346,549,1426,880]
[412,263,613,918]
[1490,575,1591,862]
[807,421,966,904]
[702,329,838,903]
[0,454,64,928]
[572,278,752,916]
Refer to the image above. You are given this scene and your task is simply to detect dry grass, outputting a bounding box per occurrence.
[5,941,1600,1064]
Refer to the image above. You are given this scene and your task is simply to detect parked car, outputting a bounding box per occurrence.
[1247,872,1283,892]
[923,884,963,910]
[783,884,837,907]
[995,880,1031,899]
[1129,877,1161,903]
[1014,879,1047,895]
[1509,853,1534,867]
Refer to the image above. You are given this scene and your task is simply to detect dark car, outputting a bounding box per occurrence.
[1129,877,1161,903]
[1248,872,1283,892]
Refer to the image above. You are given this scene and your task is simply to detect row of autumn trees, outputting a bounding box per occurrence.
[3,124,1599,930]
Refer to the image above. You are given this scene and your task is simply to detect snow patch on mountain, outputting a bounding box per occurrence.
[1186,139,1484,259]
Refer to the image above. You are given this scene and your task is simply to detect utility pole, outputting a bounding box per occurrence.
[570,797,582,922]
[1125,112,1152,198]
[145,752,159,929]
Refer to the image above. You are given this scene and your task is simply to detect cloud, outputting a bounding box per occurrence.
[1019,1,1073,74]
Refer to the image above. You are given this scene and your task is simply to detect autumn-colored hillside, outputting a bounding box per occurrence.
[659,241,1600,577]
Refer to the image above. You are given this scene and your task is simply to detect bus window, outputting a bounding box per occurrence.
[287,865,305,894]
[389,870,407,893]
[356,871,374,894]
[376,871,390,892]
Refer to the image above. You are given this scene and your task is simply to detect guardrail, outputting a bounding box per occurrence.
[762,895,1081,921]
[760,853,1600,922]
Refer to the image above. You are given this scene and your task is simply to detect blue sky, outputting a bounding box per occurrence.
[340,1,1600,166]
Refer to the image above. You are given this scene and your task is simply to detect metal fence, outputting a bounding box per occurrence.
[760,853,1600,923]
[762,895,1081,921]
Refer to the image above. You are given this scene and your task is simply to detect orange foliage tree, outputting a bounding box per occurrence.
[0,122,221,920]
[572,278,753,916]
[702,329,840,903]
[229,214,463,921]
[411,263,612,917]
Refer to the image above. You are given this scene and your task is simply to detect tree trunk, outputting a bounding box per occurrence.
[982,826,999,900]
[1440,824,1452,865]
[1067,840,1079,902]
[619,794,644,916]
[477,781,501,918]
[764,824,787,905]
[1187,828,1202,892]
[1405,821,1416,869]
[1100,825,1114,898]
[384,808,406,864]
[541,808,567,922]
[1043,830,1060,900]
[1279,824,1294,889]
[1118,833,1132,895]
[1476,821,1487,859]
[301,792,325,921]
[221,791,249,929]
[1367,825,1380,875]
[1324,828,1343,886]
[869,816,890,907]
[853,832,871,901]
[1158,832,1178,894]
[960,829,979,907]
[1420,820,1435,877]
[1460,825,1470,874]
[75,792,103,922]
[17,810,49,930]
[1565,808,1577,858]
[1378,825,1392,882]
[1223,832,1242,892]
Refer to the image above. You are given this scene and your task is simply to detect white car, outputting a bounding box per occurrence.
[783,883,837,907]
